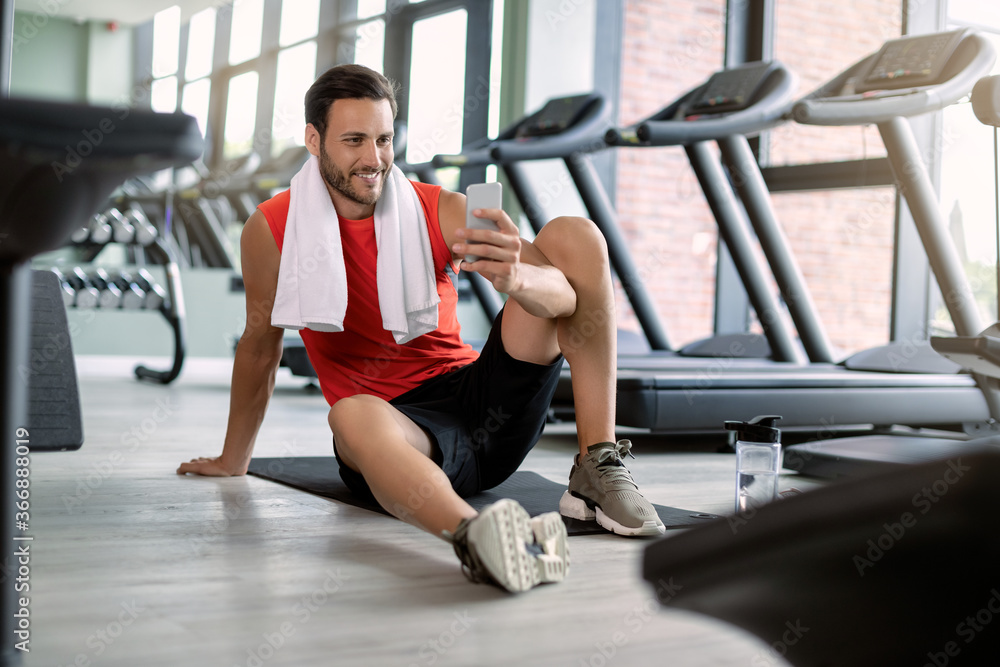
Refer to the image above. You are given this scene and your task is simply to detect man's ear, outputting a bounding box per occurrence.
[304,123,321,156]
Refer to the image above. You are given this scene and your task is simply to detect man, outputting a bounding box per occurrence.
[178,64,664,593]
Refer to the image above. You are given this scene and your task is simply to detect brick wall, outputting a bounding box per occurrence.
[616,0,901,356]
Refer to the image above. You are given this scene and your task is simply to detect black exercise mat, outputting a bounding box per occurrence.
[247,456,719,536]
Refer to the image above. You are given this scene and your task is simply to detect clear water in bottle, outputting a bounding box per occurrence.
[737,469,778,513]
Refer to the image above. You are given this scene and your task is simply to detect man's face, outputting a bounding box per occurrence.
[309,98,394,216]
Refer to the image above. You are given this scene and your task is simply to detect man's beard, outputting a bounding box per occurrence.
[318,143,386,207]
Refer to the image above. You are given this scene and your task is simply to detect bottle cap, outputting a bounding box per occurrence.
[724,414,782,443]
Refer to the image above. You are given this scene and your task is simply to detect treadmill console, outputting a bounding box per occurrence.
[855,29,968,93]
[516,93,600,138]
[686,61,775,115]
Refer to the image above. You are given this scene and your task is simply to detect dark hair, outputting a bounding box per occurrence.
[304,64,399,138]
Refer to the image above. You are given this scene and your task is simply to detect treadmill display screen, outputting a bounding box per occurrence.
[687,62,775,115]
[516,94,599,138]
[855,29,968,93]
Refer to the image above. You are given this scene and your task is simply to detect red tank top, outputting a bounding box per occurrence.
[258,180,479,405]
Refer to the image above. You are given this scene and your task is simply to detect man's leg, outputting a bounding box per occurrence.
[499,216,617,457]
[501,216,664,536]
[329,394,475,537]
[329,394,569,592]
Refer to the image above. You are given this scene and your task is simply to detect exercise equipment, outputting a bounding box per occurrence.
[781,29,1000,476]
[642,448,1000,666]
[0,87,202,666]
[246,456,719,535]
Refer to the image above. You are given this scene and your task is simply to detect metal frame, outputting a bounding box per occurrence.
[384,0,493,192]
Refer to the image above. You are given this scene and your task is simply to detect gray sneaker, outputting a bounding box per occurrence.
[559,440,666,537]
[443,498,569,593]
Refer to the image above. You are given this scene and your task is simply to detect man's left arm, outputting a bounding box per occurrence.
[438,189,576,319]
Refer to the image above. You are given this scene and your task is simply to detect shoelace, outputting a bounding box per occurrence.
[443,520,493,585]
[593,440,639,491]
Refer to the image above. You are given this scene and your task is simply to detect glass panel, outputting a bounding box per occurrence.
[182,78,212,139]
[151,76,177,113]
[152,5,181,78]
[357,0,386,20]
[949,1,1000,28]
[615,1,726,343]
[272,41,318,157]
[279,0,320,46]
[353,19,385,73]
[767,0,901,166]
[223,71,260,158]
[935,30,1000,332]
[229,0,265,65]
[771,187,896,356]
[405,9,467,166]
[185,7,216,80]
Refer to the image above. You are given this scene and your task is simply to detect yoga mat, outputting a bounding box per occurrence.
[248,456,720,536]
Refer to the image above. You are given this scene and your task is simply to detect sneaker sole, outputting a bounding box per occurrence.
[469,499,569,593]
[561,491,665,537]
[596,507,666,537]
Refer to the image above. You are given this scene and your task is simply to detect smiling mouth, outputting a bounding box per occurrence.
[353,170,382,186]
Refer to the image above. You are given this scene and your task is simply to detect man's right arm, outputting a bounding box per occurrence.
[177,210,284,476]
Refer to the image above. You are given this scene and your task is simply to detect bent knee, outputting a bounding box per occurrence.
[539,216,608,263]
[328,394,391,455]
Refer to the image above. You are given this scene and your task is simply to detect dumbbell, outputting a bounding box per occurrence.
[106,208,135,244]
[133,269,168,310]
[69,220,91,245]
[65,268,100,308]
[49,268,77,307]
[109,270,146,310]
[86,268,124,308]
[88,212,113,245]
[124,207,158,246]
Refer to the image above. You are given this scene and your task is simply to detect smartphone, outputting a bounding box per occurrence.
[464,182,503,263]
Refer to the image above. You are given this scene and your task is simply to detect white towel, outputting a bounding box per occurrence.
[271,157,439,344]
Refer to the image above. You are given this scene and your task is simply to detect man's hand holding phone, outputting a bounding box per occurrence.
[456,181,523,294]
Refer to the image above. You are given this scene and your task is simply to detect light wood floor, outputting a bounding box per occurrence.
[24,356,819,667]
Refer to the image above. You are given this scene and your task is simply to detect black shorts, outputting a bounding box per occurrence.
[335,306,563,499]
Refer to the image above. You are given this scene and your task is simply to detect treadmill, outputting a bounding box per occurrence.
[777,29,1000,476]
[448,58,987,435]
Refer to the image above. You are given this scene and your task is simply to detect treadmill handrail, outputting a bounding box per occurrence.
[792,32,997,126]
[606,62,797,146]
[488,95,613,163]
[431,135,495,168]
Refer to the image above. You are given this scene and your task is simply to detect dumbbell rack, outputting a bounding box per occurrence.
[55,205,187,384]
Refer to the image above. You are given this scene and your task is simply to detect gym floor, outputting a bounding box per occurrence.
[26,356,822,667]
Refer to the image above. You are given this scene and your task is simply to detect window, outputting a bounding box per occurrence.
[185,8,216,80]
[271,41,318,157]
[229,0,265,65]
[937,19,1000,332]
[150,5,181,112]
[223,71,260,159]
[182,78,212,138]
[405,9,468,169]
[279,0,320,47]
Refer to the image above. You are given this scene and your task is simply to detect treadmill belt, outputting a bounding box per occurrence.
[247,456,718,536]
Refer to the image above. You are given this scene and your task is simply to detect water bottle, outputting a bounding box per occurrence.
[725,415,782,514]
